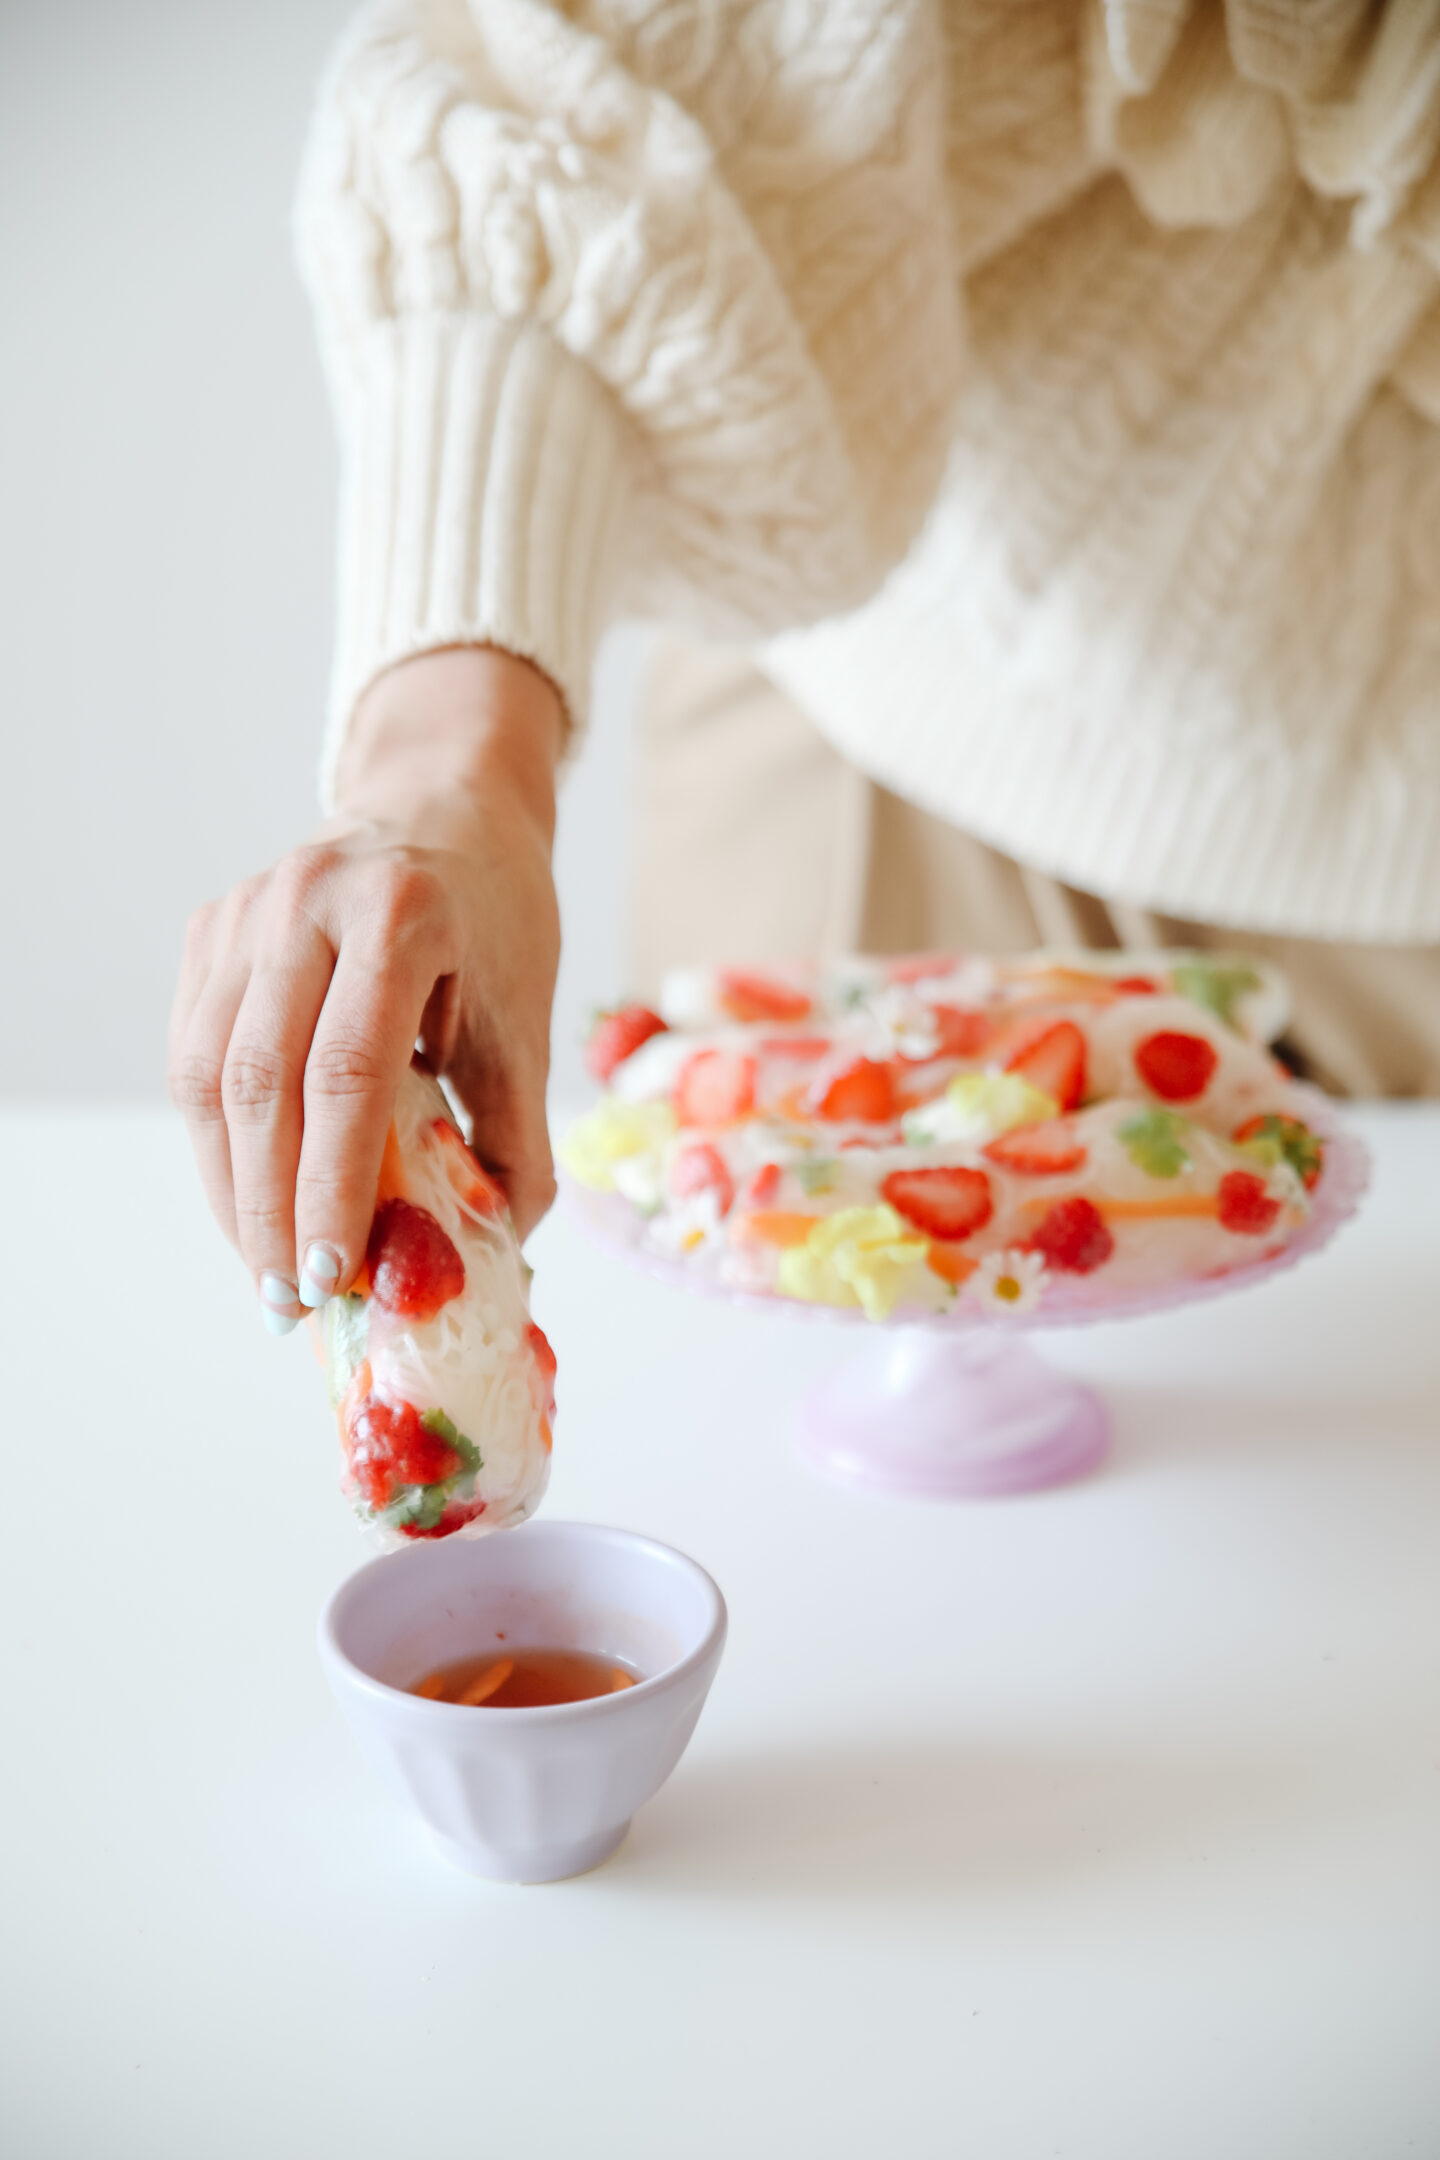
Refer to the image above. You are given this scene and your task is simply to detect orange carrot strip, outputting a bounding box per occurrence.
[1022,1191,1219,1221]
[1012,969,1123,1005]
[927,1242,979,1285]
[730,1209,820,1249]
[413,1672,447,1701]
[458,1658,515,1707]
[375,1121,408,1206]
[1099,1194,1219,1221]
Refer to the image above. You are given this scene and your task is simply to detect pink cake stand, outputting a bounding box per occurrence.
[562,1084,1369,1500]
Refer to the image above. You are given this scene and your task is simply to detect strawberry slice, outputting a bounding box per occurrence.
[716,968,812,1023]
[346,1393,462,1510]
[399,1495,488,1541]
[928,1005,991,1057]
[366,1198,466,1319]
[880,1166,993,1240]
[1216,1170,1282,1235]
[671,1141,735,1216]
[1134,1031,1218,1102]
[810,1057,897,1123]
[757,1036,833,1061]
[1027,1195,1114,1274]
[744,1162,782,1207]
[586,1004,668,1082]
[1004,1020,1086,1111]
[886,953,956,985]
[675,1049,757,1126]
[982,1011,1054,1067]
[983,1121,1088,1175]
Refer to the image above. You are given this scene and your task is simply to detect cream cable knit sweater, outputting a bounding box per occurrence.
[297,0,1440,940]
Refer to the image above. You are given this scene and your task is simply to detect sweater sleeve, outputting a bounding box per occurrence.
[294,0,961,784]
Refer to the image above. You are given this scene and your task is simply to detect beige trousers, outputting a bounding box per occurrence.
[628,636,1440,1098]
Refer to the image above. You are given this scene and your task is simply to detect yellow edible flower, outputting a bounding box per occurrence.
[777,1205,929,1323]
[902,1070,1059,1146]
[558,1099,677,1192]
[946,1072,1057,1132]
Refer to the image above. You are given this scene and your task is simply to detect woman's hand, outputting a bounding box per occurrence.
[168,648,563,1332]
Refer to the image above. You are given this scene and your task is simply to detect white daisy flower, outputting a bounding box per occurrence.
[647,1187,725,1257]
[968,1247,1048,1315]
[866,986,942,1060]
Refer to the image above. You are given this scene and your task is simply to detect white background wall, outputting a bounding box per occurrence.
[0,0,632,1105]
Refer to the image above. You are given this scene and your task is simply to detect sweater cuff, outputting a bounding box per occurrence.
[321,314,629,807]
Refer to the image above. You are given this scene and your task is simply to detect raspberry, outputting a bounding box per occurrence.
[586,1005,667,1082]
[1028,1196,1114,1274]
[346,1393,461,1510]
[880,1166,994,1240]
[671,1141,735,1216]
[1216,1170,1282,1235]
[1134,1031,1218,1102]
[366,1198,466,1320]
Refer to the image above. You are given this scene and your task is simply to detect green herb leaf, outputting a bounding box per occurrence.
[395,1482,449,1533]
[1171,960,1262,1032]
[1117,1107,1192,1179]
[375,1411,485,1531]
[1236,1114,1323,1187]
[322,1293,371,1407]
[420,1407,482,1475]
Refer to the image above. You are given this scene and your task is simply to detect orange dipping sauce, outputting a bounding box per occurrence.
[409,1647,639,1708]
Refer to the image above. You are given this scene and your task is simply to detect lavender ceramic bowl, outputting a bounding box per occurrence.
[319,1521,727,1883]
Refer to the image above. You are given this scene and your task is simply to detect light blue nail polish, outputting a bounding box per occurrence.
[263,1307,300,1337]
[299,1244,341,1308]
[259,1271,298,1311]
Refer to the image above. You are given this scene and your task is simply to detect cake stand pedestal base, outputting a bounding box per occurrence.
[799,1328,1110,1499]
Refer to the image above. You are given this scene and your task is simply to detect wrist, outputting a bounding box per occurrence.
[335,646,564,845]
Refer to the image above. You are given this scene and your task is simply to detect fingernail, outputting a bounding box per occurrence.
[262,1306,299,1337]
[259,1271,298,1312]
[298,1244,341,1308]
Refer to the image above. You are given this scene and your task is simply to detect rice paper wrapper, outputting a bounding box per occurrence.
[562,949,1369,1330]
[310,1062,555,1548]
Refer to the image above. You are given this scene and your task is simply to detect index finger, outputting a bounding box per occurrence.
[293,940,436,1304]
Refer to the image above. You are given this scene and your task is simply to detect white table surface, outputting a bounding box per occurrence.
[1,1103,1437,2160]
